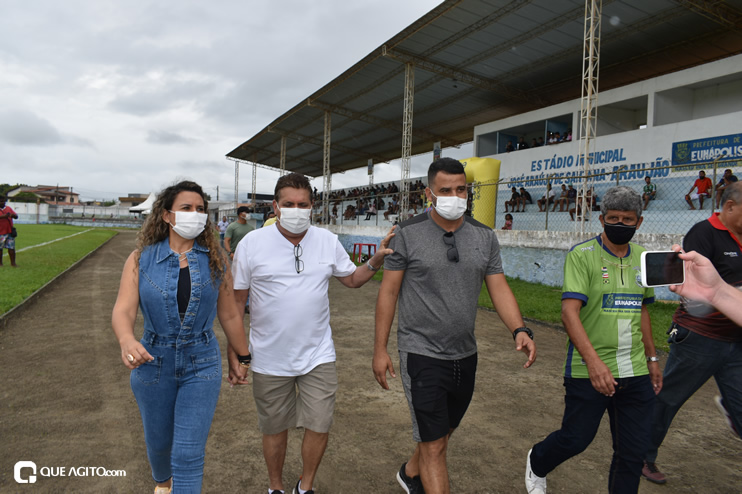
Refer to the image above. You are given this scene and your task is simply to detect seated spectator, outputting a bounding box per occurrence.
[685,170,713,210]
[531,138,539,148]
[564,129,572,142]
[502,213,513,230]
[518,187,532,212]
[567,183,577,206]
[505,186,520,212]
[642,175,657,210]
[547,133,557,145]
[714,168,738,209]
[537,136,545,147]
[517,136,529,150]
[364,202,377,220]
[554,132,562,143]
[552,184,569,212]
[343,205,355,220]
[537,184,556,212]
[505,141,515,153]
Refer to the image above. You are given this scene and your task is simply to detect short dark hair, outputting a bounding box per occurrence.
[237,206,250,215]
[427,157,465,186]
[274,172,312,202]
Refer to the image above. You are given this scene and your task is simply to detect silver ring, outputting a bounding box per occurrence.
[127,354,135,363]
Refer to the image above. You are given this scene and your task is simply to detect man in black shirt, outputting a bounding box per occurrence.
[518,187,532,212]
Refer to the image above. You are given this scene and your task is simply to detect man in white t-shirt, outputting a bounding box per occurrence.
[230,173,395,494]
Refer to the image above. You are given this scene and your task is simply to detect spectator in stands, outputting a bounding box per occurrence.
[505,187,520,213]
[537,137,545,147]
[506,141,515,153]
[502,213,513,230]
[642,176,657,210]
[552,184,569,212]
[538,184,556,212]
[714,168,738,209]
[365,201,377,221]
[565,129,573,142]
[567,184,577,208]
[344,204,356,221]
[569,189,593,222]
[531,138,539,148]
[685,170,713,210]
[517,136,529,150]
[518,187,532,212]
[0,196,18,267]
[330,205,338,225]
[547,133,557,145]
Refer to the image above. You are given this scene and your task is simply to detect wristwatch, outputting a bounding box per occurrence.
[237,353,252,368]
[512,327,534,340]
[366,260,380,271]
[646,356,660,362]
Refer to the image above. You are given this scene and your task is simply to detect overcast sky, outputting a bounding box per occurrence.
[0,0,474,202]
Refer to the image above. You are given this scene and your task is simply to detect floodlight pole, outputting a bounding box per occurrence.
[234,160,239,209]
[400,62,415,222]
[577,0,601,231]
[252,155,257,212]
[280,135,287,176]
[323,111,332,224]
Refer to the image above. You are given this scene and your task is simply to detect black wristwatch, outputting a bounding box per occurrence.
[237,353,252,368]
[512,327,534,340]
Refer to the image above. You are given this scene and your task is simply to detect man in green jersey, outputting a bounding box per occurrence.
[525,186,662,494]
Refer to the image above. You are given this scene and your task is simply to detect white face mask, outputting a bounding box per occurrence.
[431,191,467,221]
[168,211,207,240]
[278,207,311,234]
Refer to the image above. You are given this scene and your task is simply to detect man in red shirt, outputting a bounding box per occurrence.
[684,170,713,210]
[0,196,18,267]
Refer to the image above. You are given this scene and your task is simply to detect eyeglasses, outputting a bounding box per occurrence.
[443,232,459,262]
[294,243,304,274]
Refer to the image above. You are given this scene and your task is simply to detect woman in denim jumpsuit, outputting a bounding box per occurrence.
[113,181,250,494]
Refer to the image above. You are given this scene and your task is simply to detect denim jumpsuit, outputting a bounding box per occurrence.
[131,238,222,493]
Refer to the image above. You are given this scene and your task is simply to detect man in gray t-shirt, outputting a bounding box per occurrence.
[373,157,537,494]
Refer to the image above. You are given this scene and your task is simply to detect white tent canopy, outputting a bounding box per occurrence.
[128,192,156,214]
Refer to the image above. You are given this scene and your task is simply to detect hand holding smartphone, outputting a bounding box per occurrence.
[641,251,686,288]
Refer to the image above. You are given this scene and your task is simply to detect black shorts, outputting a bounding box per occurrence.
[400,352,478,442]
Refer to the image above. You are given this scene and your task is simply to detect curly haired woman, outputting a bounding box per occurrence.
[112,181,250,493]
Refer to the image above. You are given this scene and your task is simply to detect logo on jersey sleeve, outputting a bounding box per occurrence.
[602,293,643,312]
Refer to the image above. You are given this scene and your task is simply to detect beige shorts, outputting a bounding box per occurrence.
[252,362,338,434]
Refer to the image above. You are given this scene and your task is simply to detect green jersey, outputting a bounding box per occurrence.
[562,235,655,379]
[643,183,657,195]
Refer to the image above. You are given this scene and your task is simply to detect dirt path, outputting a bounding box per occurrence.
[0,231,739,493]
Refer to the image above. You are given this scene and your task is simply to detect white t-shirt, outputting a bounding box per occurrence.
[232,225,357,376]
[217,220,229,234]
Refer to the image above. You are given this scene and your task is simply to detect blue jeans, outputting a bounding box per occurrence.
[646,324,742,463]
[530,375,655,494]
[131,330,222,493]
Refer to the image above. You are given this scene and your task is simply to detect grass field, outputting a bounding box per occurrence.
[0,225,117,314]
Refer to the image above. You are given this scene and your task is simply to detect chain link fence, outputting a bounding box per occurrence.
[488,158,740,234]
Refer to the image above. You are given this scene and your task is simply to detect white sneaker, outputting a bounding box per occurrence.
[525,448,547,494]
[714,395,740,439]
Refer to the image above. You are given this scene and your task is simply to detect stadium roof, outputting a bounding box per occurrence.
[226,0,742,178]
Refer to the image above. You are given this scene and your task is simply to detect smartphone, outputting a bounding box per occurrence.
[640,251,685,287]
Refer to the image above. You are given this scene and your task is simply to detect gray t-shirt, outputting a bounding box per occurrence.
[384,213,503,359]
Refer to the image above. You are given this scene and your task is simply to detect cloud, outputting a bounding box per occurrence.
[146,130,197,145]
[0,108,92,148]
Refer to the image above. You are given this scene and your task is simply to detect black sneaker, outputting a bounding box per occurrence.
[396,462,424,494]
[293,478,314,494]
